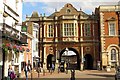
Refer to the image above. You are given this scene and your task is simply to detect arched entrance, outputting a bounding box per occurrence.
[60,48,80,70]
[47,54,55,70]
[84,54,93,69]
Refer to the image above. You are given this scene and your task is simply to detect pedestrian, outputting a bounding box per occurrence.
[66,62,68,74]
[8,65,12,78]
[24,63,29,80]
[8,65,16,80]
[28,64,32,72]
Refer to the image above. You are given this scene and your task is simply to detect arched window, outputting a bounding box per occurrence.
[111,49,116,61]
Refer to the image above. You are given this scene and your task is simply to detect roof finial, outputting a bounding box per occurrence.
[44,13,45,17]
[40,14,42,17]
[26,14,28,17]
[92,12,94,15]
[80,8,82,11]
[55,8,57,12]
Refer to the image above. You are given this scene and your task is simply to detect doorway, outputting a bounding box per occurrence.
[84,54,93,69]
[47,54,55,70]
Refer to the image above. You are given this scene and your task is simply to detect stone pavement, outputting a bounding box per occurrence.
[20,69,115,79]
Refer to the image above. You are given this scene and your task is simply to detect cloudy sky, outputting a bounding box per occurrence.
[22,0,120,21]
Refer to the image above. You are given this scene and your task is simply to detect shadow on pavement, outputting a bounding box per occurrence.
[87,74,115,78]
[87,73,115,78]
[15,78,114,80]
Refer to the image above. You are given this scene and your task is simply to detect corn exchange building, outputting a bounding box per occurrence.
[25,3,120,71]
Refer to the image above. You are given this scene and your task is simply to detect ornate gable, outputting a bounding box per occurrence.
[59,3,78,16]
[47,3,94,20]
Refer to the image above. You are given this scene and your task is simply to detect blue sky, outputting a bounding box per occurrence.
[22,1,120,21]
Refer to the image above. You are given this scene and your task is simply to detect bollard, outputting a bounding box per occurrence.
[38,72,40,77]
[58,67,60,73]
[50,68,52,74]
[43,69,45,76]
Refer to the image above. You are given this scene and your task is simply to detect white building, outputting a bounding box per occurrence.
[0,0,23,78]
[32,23,39,67]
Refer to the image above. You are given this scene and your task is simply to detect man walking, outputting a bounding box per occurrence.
[24,64,29,80]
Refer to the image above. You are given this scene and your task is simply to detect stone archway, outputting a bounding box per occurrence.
[60,48,80,70]
[84,54,93,69]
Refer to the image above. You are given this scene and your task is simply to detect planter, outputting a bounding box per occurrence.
[19,47,25,53]
[106,66,111,72]
[2,43,8,54]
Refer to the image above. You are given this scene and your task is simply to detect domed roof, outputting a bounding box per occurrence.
[31,11,39,17]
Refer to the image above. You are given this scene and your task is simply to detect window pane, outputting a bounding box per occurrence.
[48,25,54,37]
[111,49,116,61]
[64,23,75,36]
[109,23,115,36]
[84,23,91,36]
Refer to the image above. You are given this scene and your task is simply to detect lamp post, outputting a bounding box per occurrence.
[65,48,69,74]
[65,48,68,62]
[57,50,60,73]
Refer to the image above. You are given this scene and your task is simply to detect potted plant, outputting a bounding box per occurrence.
[6,43,12,50]
[13,45,19,54]
[106,64,111,72]
[19,46,25,52]
[2,43,8,54]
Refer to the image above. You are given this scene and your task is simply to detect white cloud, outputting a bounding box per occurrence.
[24,0,120,2]
[39,2,119,15]
[30,2,37,6]
[23,0,120,15]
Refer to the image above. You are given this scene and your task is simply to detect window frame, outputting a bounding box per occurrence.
[63,23,75,37]
[111,49,116,61]
[48,24,54,37]
[84,23,91,36]
[108,22,116,36]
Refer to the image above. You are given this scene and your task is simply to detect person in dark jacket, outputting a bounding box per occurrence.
[24,64,29,80]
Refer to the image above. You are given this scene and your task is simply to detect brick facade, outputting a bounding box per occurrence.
[25,3,120,70]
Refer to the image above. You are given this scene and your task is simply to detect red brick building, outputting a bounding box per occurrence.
[95,4,120,70]
[25,3,120,71]
[26,3,100,70]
